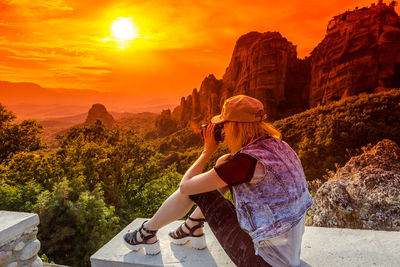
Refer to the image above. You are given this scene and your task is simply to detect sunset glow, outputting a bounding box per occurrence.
[0,0,398,103]
[111,17,138,40]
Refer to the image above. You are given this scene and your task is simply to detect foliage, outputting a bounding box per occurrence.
[3,151,63,190]
[174,148,203,174]
[0,104,46,164]
[56,121,165,218]
[273,89,400,180]
[153,127,203,155]
[127,164,182,219]
[0,103,16,126]
[115,112,158,138]
[0,106,171,266]
[35,180,119,267]
[40,254,55,264]
[0,182,43,212]
[1,89,399,266]
[155,109,179,137]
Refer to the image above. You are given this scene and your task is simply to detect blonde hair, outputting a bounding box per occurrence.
[223,121,282,153]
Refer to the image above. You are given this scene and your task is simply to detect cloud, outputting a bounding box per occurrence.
[0,0,398,99]
[9,0,73,11]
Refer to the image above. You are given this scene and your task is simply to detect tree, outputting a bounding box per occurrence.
[57,120,112,147]
[0,181,43,212]
[3,151,63,190]
[0,104,46,163]
[35,180,119,267]
[56,122,167,219]
[0,103,16,126]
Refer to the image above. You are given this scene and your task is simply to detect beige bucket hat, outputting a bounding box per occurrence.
[211,95,265,124]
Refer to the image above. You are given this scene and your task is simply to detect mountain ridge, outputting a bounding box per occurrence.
[171,1,400,125]
[0,81,177,117]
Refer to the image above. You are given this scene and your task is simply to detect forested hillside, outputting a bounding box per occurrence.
[1,89,399,266]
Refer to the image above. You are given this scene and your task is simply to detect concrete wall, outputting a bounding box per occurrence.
[91,218,400,267]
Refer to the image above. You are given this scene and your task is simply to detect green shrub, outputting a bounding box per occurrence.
[153,127,202,155]
[0,104,46,164]
[0,182,43,212]
[273,89,400,180]
[35,180,119,267]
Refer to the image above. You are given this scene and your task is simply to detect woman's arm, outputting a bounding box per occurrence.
[179,153,228,195]
[179,124,229,195]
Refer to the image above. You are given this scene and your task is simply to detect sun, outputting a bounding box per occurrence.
[111,17,137,40]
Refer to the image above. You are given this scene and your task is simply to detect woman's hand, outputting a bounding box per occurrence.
[202,124,219,156]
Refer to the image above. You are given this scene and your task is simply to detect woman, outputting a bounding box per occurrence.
[123,95,313,267]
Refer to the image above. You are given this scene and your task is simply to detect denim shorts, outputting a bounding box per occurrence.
[255,215,306,267]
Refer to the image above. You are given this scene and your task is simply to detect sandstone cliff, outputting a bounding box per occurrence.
[85,104,115,128]
[170,1,400,126]
[307,139,400,231]
[172,32,309,124]
[221,32,310,121]
[309,1,400,107]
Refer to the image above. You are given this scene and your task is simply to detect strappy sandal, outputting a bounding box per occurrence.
[168,216,207,249]
[123,220,161,255]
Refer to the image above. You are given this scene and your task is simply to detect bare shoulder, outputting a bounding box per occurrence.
[216,153,231,165]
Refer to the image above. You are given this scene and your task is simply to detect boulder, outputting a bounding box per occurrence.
[308,139,400,230]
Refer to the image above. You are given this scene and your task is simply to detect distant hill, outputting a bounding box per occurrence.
[40,113,87,127]
[111,112,160,137]
[0,81,177,119]
[39,111,140,128]
[39,104,159,148]
[85,104,115,128]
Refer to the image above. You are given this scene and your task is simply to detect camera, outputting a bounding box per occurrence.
[200,123,224,142]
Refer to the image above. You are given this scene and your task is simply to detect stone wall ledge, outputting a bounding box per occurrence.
[90,218,400,267]
[0,211,42,267]
[0,211,39,247]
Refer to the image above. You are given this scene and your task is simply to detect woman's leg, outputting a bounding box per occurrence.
[182,186,229,234]
[145,189,194,230]
[130,189,194,243]
[144,186,228,236]
[190,190,271,267]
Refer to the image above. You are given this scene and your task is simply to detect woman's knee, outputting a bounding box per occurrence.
[173,188,195,204]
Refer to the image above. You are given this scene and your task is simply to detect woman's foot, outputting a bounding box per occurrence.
[123,220,160,255]
[169,216,207,249]
[170,217,204,237]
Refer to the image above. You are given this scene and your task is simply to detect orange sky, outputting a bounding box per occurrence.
[0,0,398,102]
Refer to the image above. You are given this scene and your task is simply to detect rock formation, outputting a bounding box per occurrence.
[308,139,400,231]
[309,1,400,107]
[171,1,400,126]
[155,109,178,137]
[172,32,309,124]
[172,74,223,123]
[85,104,115,128]
[221,32,309,120]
